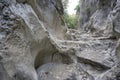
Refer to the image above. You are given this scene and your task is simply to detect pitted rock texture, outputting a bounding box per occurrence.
[77,0,120,37]
[0,0,120,80]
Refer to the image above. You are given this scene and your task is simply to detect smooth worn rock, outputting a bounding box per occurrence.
[37,63,94,80]
[0,63,13,80]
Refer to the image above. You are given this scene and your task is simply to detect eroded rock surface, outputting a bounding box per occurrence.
[0,0,120,80]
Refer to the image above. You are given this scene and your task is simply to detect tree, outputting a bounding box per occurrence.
[64,14,77,29]
[62,0,78,29]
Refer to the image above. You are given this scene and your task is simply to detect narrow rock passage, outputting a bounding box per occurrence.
[0,0,120,80]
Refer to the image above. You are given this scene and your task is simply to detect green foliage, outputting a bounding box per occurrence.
[63,13,77,29]
[62,0,78,29]
[75,4,80,12]
[75,0,81,12]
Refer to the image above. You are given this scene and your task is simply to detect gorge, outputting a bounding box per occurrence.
[0,0,120,80]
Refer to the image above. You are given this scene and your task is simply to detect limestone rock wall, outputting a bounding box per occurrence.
[77,0,120,37]
[0,0,120,80]
[0,0,67,80]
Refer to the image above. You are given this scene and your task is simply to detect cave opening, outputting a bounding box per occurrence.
[34,50,73,70]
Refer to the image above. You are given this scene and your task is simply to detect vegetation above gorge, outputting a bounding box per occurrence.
[62,0,80,29]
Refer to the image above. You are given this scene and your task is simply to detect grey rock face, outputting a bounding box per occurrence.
[112,0,120,37]
[0,0,67,80]
[0,63,13,80]
[77,0,118,37]
[77,0,99,30]
[36,0,67,39]
[0,0,120,80]
[16,0,27,3]
[76,0,120,79]
[37,63,94,80]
